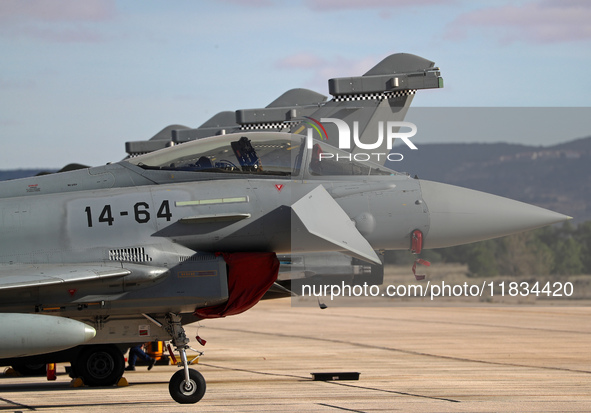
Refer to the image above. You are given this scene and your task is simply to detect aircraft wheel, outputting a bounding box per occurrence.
[169,369,206,404]
[76,345,124,386]
[11,362,47,376]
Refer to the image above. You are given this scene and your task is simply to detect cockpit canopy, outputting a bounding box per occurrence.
[126,132,397,177]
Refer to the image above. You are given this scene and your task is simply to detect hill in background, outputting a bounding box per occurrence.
[0,169,52,181]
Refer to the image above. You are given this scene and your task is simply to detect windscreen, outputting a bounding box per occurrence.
[127,134,304,177]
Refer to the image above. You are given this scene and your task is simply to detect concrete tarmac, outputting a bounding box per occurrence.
[1,298,590,412]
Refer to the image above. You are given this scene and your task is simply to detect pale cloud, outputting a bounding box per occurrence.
[305,0,454,11]
[0,0,115,42]
[275,52,382,91]
[315,55,382,79]
[216,0,274,7]
[275,53,325,70]
[0,0,116,22]
[17,26,106,43]
[446,0,591,44]
[276,53,379,77]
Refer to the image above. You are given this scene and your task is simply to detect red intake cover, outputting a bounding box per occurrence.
[194,252,279,319]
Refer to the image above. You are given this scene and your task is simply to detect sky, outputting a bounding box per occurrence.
[1,0,590,169]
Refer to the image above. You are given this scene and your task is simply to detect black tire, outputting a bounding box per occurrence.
[168,369,206,404]
[11,362,47,377]
[75,345,124,387]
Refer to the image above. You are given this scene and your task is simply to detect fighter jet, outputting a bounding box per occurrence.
[0,53,570,404]
[123,53,437,289]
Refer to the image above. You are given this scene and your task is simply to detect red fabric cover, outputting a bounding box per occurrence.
[194,252,279,319]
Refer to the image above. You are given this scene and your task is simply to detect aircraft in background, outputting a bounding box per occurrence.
[0,54,570,404]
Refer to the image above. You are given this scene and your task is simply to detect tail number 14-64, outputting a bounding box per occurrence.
[84,200,172,227]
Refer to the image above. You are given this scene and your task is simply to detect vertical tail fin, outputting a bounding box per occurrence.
[301,53,442,159]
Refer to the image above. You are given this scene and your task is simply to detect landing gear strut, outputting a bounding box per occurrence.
[164,313,206,404]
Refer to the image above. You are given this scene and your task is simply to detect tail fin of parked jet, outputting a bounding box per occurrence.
[295,53,442,156]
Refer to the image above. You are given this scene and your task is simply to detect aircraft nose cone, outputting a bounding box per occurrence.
[84,325,97,342]
[419,180,571,249]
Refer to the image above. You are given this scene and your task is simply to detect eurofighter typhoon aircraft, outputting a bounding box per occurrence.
[0,54,570,404]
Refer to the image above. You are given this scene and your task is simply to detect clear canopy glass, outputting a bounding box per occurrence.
[126,133,397,177]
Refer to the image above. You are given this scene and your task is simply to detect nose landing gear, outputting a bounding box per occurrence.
[169,368,206,404]
[164,313,206,404]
